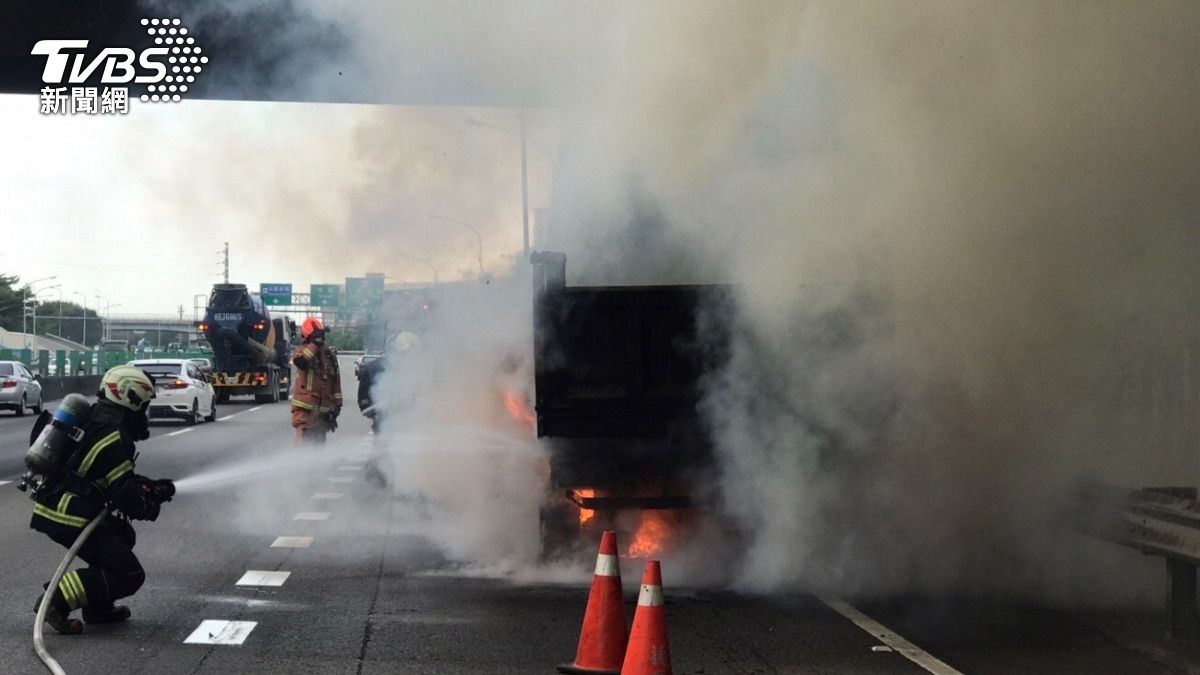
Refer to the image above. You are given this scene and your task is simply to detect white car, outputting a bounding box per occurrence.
[130,359,216,425]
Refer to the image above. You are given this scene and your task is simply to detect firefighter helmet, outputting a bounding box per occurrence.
[99,366,157,411]
[300,316,325,340]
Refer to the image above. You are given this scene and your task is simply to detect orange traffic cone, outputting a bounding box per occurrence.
[620,560,672,675]
[558,531,628,674]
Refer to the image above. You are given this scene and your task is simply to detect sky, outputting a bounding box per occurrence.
[0,93,550,316]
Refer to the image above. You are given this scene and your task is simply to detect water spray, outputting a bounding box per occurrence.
[33,512,104,675]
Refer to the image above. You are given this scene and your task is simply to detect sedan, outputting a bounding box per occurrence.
[0,361,43,416]
[130,359,216,425]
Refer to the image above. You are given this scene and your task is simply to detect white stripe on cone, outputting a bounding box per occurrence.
[637,583,664,607]
[594,553,620,578]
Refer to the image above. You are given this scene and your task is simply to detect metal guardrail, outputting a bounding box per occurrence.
[1078,483,1200,638]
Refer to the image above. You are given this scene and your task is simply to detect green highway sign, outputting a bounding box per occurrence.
[311,284,341,307]
[260,283,292,306]
[345,275,385,316]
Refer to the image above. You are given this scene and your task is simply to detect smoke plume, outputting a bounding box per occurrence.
[134,1,1200,600]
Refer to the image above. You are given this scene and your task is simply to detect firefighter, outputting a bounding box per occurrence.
[31,365,175,635]
[291,316,342,443]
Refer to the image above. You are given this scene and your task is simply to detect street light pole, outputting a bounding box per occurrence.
[520,107,529,258]
[396,251,439,285]
[429,214,484,279]
[464,113,550,260]
[23,276,58,350]
[30,284,60,349]
[95,294,111,340]
[72,291,88,347]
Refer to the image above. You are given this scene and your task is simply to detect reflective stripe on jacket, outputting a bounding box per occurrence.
[291,341,341,413]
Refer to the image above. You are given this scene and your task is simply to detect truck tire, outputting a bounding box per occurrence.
[252,371,275,404]
[217,390,230,404]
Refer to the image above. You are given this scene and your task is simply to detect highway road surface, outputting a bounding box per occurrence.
[0,362,1195,674]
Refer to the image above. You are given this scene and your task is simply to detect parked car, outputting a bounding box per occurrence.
[0,361,44,416]
[129,359,216,425]
[189,357,214,378]
[354,354,382,377]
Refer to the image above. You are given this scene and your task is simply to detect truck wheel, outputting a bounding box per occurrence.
[217,390,230,404]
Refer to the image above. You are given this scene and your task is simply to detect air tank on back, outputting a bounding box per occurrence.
[21,393,92,495]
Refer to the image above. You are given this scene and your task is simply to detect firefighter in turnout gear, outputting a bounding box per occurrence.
[291,316,342,443]
[30,366,175,635]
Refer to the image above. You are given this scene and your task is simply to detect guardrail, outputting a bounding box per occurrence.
[1078,483,1200,638]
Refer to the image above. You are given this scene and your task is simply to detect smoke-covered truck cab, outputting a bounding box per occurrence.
[199,284,292,404]
[532,252,731,557]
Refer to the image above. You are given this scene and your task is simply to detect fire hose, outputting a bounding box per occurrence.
[33,511,105,675]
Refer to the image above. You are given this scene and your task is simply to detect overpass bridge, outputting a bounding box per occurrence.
[107,315,199,344]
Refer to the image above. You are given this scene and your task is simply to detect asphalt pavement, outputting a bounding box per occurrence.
[0,365,1195,673]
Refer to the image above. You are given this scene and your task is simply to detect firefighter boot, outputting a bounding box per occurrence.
[34,593,83,635]
[83,605,132,624]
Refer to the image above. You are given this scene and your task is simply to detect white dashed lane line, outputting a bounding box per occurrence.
[184,620,257,645]
[247,406,263,413]
[820,597,964,675]
[311,493,343,500]
[293,511,331,521]
[0,481,10,487]
[164,428,194,437]
[272,536,313,548]
[236,570,291,587]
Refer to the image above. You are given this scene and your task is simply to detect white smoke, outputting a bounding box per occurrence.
[136,1,1200,602]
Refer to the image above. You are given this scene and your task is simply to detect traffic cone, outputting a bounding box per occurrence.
[620,560,672,675]
[558,531,627,674]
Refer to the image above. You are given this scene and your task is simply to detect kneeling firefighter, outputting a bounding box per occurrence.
[24,366,175,634]
[291,316,342,444]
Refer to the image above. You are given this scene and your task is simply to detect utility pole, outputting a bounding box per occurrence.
[520,108,529,258]
[223,241,230,284]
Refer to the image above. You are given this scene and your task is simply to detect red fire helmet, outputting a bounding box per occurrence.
[300,316,325,339]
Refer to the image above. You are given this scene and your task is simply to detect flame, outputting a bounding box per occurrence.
[575,489,595,525]
[627,511,672,558]
[502,390,535,428]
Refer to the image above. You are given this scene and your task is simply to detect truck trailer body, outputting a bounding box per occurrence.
[199,284,292,403]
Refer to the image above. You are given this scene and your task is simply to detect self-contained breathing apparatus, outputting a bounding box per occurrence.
[17,393,92,500]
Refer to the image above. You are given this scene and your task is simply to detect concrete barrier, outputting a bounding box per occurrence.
[37,375,101,402]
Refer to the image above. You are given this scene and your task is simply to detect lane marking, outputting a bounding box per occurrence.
[293,511,331,521]
[248,406,263,413]
[236,570,291,587]
[311,493,344,500]
[184,620,257,645]
[0,481,10,487]
[329,477,353,484]
[337,465,364,471]
[820,597,964,675]
[165,428,194,437]
[217,411,245,422]
[271,536,313,548]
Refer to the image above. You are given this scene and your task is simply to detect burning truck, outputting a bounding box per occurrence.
[531,252,731,558]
